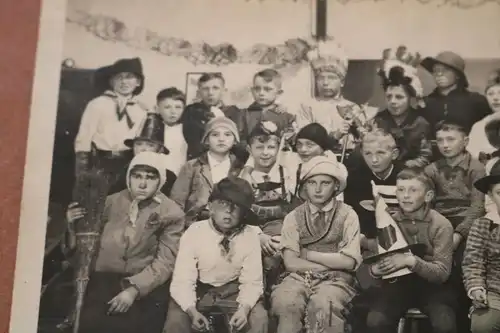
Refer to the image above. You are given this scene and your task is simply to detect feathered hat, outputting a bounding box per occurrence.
[307,38,349,80]
[379,46,424,107]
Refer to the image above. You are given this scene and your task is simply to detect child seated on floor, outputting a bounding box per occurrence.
[271,154,361,333]
[344,129,402,251]
[463,159,500,333]
[366,168,456,333]
[170,117,244,226]
[163,177,268,333]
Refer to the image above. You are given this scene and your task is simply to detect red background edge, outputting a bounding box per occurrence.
[0,0,42,332]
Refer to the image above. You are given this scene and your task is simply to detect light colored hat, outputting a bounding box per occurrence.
[307,38,349,80]
[379,46,424,106]
[299,154,348,195]
[201,116,240,143]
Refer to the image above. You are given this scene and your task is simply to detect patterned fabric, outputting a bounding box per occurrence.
[372,108,432,167]
[424,153,486,238]
[463,214,500,311]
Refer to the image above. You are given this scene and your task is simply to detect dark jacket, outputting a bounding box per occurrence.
[422,87,491,137]
[181,102,242,160]
[344,161,403,238]
[372,108,433,168]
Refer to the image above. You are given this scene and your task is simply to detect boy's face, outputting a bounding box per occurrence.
[361,140,397,174]
[436,129,468,159]
[303,174,338,206]
[385,85,410,117]
[110,72,141,97]
[133,139,162,156]
[198,78,225,106]
[486,85,500,113]
[251,76,282,107]
[129,169,160,200]
[396,178,433,214]
[315,71,342,98]
[488,183,500,208]
[296,138,324,162]
[157,98,185,125]
[207,127,235,155]
[432,64,458,89]
[248,137,280,170]
[210,199,242,233]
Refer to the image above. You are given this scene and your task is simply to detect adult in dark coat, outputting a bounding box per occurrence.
[421,51,492,137]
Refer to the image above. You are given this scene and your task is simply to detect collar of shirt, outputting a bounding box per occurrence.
[392,206,432,223]
[252,165,281,183]
[372,164,394,181]
[485,210,500,225]
[444,152,470,169]
[207,152,231,183]
[308,199,336,218]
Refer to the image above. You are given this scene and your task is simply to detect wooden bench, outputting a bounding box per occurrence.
[398,308,428,333]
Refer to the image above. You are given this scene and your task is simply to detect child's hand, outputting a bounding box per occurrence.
[471,289,488,309]
[332,120,351,140]
[229,305,250,331]
[376,253,415,275]
[187,307,210,332]
[271,236,282,251]
[452,233,463,251]
[259,234,277,256]
[404,159,422,168]
[107,287,139,314]
[66,202,86,224]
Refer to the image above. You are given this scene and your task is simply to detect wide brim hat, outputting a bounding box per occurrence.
[124,113,169,154]
[209,176,259,225]
[474,159,500,194]
[363,243,427,265]
[298,155,348,199]
[95,57,145,95]
[421,51,468,88]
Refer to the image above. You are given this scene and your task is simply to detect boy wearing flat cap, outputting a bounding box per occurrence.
[271,154,361,333]
[421,51,491,136]
[74,58,148,185]
[464,160,500,333]
[163,177,268,333]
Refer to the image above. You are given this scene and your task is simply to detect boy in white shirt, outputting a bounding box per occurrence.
[155,87,188,176]
[163,177,268,333]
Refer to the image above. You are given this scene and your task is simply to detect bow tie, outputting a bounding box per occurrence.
[479,150,500,165]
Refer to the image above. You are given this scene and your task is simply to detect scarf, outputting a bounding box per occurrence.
[104,90,136,129]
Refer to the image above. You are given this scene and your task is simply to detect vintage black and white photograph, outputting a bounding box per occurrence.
[8,0,500,332]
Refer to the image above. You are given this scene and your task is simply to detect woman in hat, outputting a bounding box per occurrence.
[371,46,433,168]
[74,57,148,185]
[271,154,361,333]
[164,176,268,333]
[463,159,500,333]
[421,51,491,136]
[108,112,177,196]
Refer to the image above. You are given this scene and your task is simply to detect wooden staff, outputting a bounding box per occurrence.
[70,168,109,333]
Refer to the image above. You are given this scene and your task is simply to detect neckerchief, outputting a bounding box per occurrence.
[209,219,245,258]
[104,90,136,129]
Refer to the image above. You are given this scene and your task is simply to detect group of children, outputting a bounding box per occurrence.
[63,40,500,333]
